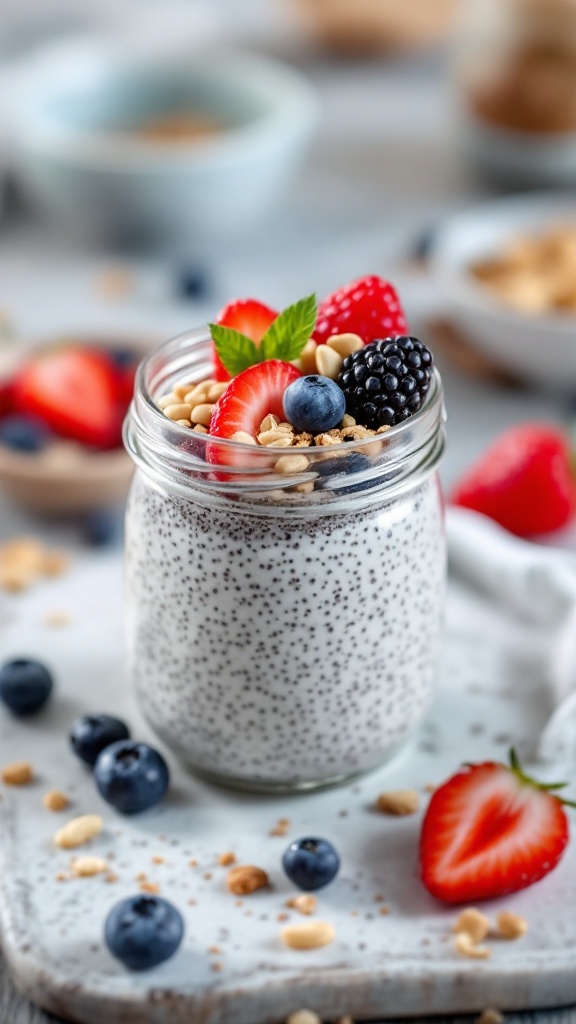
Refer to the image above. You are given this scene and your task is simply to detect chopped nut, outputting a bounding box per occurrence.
[376,424,391,434]
[286,894,317,915]
[71,856,109,877]
[475,1011,504,1024]
[286,1012,322,1024]
[293,433,313,447]
[341,413,356,427]
[277,912,289,922]
[226,865,269,896]
[43,789,70,812]
[140,881,161,894]
[277,422,294,433]
[260,414,279,433]
[299,339,319,375]
[218,851,236,867]
[164,403,193,422]
[0,538,69,593]
[270,818,291,837]
[230,431,257,445]
[55,871,69,882]
[193,424,209,434]
[316,344,343,380]
[1,761,33,786]
[326,332,364,357]
[294,481,314,494]
[376,789,420,815]
[453,908,490,945]
[105,873,119,883]
[43,610,71,628]
[258,429,293,447]
[378,906,390,916]
[54,814,103,849]
[314,433,339,446]
[275,454,309,474]
[94,265,133,302]
[151,855,165,865]
[208,945,221,954]
[281,920,335,950]
[495,911,528,940]
[176,419,192,427]
[190,403,215,427]
[268,437,293,448]
[454,931,491,959]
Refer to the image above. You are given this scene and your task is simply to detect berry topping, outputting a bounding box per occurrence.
[283,374,346,434]
[209,360,301,443]
[176,264,211,301]
[0,657,54,716]
[212,298,278,381]
[337,336,433,429]
[13,346,124,449]
[282,837,340,891]
[0,414,51,453]
[420,750,575,904]
[105,895,184,971]
[70,713,131,767]
[315,452,373,494]
[94,740,170,814]
[314,274,408,345]
[451,423,576,538]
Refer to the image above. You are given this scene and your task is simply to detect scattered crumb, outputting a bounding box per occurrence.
[0,538,69,593]
[188,859,199,868]
[286,894,317,916]
[226,865,269,896]
[277,913,289,922]
[105,873,119,883]
[208,945,221,955]
[151,855,165,865]
[376,789,420,815]
[374,894,386,903]
[270,817,291,837]
[211,962,223,973]
[139,881,161,894]
[424,783,436,793]
[42,610,71,628]
[495,911,528,940]
[350,911,360,917]
[187,898,197,906]
[71,856,109,877]
[218,851,236,867]
[454,931,491,959]
[54,814,103,849]
[475,1011,504,1024]
[453,908,490,945]
[43,789,70,812]
[55,872,69,882]
[136,872,148,882]
[234,899,244,908]
[203,872,213,881]
[1,761,33,786]
[94,264,134,302]
[378,906,390,916]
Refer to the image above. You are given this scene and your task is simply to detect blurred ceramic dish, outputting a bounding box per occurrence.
[430,192,576,392]
[0,334,153,515]
[10,44,319,244]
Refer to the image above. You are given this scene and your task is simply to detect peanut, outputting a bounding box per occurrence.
[454,931,491,959]
[226,865,269,896]
[299,339,319,374]
[495,911,528,940]
[326,332,364,357]
[315,345,343,380]
[376,789,420,815]
[280,920,335,950]
[1,761,33,786]
[190,403,215,427]
[230,431,257,445]
[71,856,109,877]
[43,789,70,812]
[275,455,309,474]
[54,814,103,849]
[164,403,193,422]
[286,894,317,915]
[453,908,490,945]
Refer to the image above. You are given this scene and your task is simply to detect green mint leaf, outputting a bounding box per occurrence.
[259,293,317,363]
[209,323,260,377]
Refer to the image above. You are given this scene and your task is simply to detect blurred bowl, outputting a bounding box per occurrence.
[430,192,576,393]
[462,114,576,189]
[11,46,319,245]
[0,333,153,515]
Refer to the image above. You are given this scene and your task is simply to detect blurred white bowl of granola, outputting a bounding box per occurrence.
[430,192,576,392]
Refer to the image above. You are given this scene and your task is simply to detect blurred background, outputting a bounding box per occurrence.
[1,0,576,543]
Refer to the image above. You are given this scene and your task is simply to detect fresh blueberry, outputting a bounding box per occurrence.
[0,658,54,715]
[0,415,50,453]
[105,895,184,970]
[282,837,340,891]
[109,348,139,371]
[82,509,122,547]
[176,265,210,301]
[94,740,170,814]
[70,714,131,767]
[315,452,374,495]
[283,375,346,434]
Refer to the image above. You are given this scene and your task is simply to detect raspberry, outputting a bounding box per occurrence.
[336,336,433,429]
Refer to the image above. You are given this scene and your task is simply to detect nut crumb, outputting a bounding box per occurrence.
[105,873,119,883]
[378,906,390,916]
[71,856,109,877]
[454,931,491,959]
[136,872,148,882]
[286,1012,322,1024]
[43,790,70,812]
[211,962,223,973]
[475,1011,504,1024]
[495,911,528,940]
[1,761,33,786]
[286,894,317,916]
[218,851,236,867]
[281,921,335,950]
[188,859,199,868]
[54,814,103,849]
[374,894,386,903]
[151,855,165,865]
[226,865,269,896]
[277,912,289,922]
[453,908,490,945]
[42,610,71,628]
[203,872,213,881]
[234,899,244,907]
[424,783,436,793]
[376,789,420,816]
[270,818,291,837]
[208,945,221,954]
[187,898,197,905]
[55,872,69,882]
[139,881,160,894]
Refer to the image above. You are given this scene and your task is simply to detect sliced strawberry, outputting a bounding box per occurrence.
[420,752,572,904]
[213,298,278,381]
[209,360,301,445]
[451,423,576,537]
[314,274,408,345]
[13,346,124,449]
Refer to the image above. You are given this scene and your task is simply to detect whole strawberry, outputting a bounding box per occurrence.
[420,750,574,904]
[451,423,576,537]
[314,274,408,345]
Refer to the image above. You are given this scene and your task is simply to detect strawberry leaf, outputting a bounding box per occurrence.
[209,324,260,377]
[259,294,317,363]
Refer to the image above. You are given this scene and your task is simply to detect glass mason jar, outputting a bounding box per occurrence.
[455,0,576,186]
[124,329,447,794]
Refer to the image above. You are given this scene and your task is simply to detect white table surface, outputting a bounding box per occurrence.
[0,41,575,1024]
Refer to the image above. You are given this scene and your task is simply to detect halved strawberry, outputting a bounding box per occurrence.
[451,423,576,537]
[213,298,278,381]
[209,360,301,448]
[13,346,124,449]
[314,274,408,345]
[420,751,573,904]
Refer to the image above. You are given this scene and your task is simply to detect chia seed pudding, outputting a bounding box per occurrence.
[124,324,446,792]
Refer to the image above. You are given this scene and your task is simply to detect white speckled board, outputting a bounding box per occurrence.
[0,550,575,1024]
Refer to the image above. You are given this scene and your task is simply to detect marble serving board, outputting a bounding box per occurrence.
[0,549,575,1024]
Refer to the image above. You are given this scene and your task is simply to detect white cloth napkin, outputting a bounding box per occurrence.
[447,507,576,764]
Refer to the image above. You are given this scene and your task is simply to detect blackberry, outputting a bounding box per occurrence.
[336,336,433,430]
